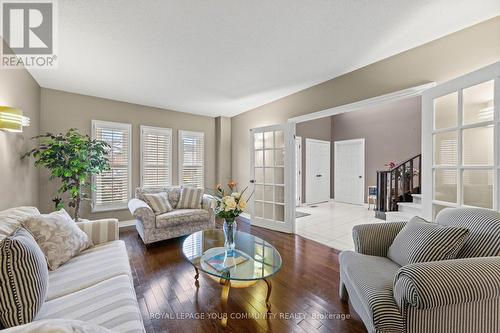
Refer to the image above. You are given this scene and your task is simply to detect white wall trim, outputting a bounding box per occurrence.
[288,82,436,124]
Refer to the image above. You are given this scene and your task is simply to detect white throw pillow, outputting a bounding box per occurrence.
[22,209,93,270]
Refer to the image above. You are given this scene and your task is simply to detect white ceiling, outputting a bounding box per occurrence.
[28,0,500,117]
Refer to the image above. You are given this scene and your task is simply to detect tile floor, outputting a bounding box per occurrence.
[295,200,383,251]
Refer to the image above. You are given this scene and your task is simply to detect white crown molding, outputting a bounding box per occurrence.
[288,82,436,124]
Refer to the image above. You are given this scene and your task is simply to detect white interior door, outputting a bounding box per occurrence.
[334,139,365,205]
[295,136,302,206]
[306,139,331,204]
[250,124,295,233]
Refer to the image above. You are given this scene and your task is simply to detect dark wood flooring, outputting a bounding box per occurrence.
[120,219,368,333]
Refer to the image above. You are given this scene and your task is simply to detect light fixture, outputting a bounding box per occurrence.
[0,106,30,132]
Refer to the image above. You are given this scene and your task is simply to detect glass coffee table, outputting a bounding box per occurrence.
[182,229,282,327]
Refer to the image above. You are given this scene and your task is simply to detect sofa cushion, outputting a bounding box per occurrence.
[0,206,40,241]
[0,228,48,328]
[136,186,181,208]
[47,240,131,301]
[37,275,144,333]
[156,209,209,228]
[1,319,116,333]
[436,208,500,258]
[339,251,404,332]
[387,216,469,266]
[142,192,173,215]
[22,209,93,270]
[177,187,204,209]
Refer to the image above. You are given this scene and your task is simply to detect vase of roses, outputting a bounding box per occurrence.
[212,181,252,251]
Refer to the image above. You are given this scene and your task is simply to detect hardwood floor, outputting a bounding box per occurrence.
[120,218,368,333]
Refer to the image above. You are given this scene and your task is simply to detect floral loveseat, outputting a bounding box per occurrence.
[128,186,215,244]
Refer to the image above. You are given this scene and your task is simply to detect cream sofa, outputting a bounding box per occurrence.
[0,206,145,333]
[128,186,215,244]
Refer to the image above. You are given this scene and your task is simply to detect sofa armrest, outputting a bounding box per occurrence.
[394,257,500,310]
[76,218,119,245]
[128,198,155,229]
[352,221,406,256]
[202,194,216,211]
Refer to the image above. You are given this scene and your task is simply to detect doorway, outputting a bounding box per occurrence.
[334,139,365,205]
[306,139,331,204]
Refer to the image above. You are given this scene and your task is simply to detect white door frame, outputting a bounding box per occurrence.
[334,138,365,205]
[253,83,438,233]
[422,62,500,220]
[305,138,331,204]
[295,136,302,206]
[249,123,296,233]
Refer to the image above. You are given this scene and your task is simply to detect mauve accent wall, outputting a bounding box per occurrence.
[330,97,421,202]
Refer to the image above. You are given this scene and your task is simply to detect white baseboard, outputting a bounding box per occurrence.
[240,212,250,221]
[119,220,136,228]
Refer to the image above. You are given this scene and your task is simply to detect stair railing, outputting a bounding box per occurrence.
[375,154,421,219]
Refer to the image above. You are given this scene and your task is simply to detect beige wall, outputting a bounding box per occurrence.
[232,16,500,193]
[40,88,216,221]
[215,116,232,185]
[0,42,40,210]
[296,118,331,202]
[331,97,421,202]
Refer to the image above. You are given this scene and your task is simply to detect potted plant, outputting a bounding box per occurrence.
[211,181,252,250]
[23,128,110,221]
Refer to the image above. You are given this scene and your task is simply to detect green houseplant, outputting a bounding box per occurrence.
[23,128,110,221]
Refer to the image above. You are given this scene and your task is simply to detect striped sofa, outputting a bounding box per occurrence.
[0,206,145,333]
[128,186,215,244]
[339,208,500,333]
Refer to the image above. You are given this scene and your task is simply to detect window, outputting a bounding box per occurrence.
[431,79,497,217]
[179,130,204,188]
[91,120,132,212]
[140,126,172,187]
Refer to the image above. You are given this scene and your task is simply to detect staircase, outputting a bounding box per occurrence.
[386,193,422,222]
[375,154,422,221]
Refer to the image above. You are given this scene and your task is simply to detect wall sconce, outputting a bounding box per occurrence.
[0,106,30,132]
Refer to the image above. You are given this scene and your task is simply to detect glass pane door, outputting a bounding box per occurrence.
[250,124,294,233]
[426,73,499,219]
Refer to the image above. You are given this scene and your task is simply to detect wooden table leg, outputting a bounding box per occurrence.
[220,278,231,327]
[194,267,200,288]
[264,278,272,311]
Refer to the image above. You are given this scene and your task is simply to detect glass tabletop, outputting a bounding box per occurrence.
[182,229,282,281]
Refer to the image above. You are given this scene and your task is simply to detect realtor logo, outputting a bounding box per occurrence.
[1,0,57,68]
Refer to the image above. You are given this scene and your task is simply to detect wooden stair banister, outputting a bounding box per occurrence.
[375,154,421,220]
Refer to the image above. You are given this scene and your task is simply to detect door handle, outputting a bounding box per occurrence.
[358,176,363,179]
[250,179,255,183]
[316,174,322,177]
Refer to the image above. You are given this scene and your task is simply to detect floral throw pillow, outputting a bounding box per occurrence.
[22,209,93,270]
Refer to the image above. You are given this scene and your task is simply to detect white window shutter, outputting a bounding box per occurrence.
[141,126,172,187]
[179,130,204,188]
[91,120,132,212]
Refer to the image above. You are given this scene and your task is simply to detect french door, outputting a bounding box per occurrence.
[422,62,500,220]
[250,124,295,233]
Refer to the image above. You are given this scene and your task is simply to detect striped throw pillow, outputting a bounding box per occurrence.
[142,192,173,215]
[0,227,49,328]
[177,187,204,209]
[387,216,469,266]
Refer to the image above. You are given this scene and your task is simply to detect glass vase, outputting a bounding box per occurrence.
[223,218,237,251]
